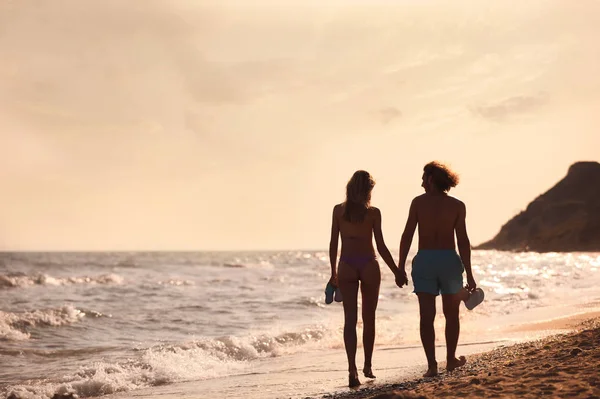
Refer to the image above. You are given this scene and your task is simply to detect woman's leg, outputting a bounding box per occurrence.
[338,261,361,387]
[359,260,381,377]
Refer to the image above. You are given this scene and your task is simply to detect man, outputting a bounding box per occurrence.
[397,161,479,377]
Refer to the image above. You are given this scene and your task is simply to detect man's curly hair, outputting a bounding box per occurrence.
[423,161,459,192]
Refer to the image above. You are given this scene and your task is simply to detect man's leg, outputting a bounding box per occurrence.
[417,293,437,377]
[442,294,466,371]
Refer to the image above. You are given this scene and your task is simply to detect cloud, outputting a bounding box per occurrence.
[471,93,548,121]
[379,107,402,125]
[0,0,241,130]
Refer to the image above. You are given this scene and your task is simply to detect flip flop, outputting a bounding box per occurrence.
[334,287,343,302]
[465,288,484,310]
[325,282,336,304]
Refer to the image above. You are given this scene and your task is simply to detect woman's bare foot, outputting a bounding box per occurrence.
[363,367,376,379]
[349,372,361,388]
[423,362,438,377]
[446,355,467,372]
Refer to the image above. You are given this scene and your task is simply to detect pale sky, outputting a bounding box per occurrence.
[1,0,599,251]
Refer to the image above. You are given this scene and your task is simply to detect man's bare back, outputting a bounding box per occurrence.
[412,193,465,250]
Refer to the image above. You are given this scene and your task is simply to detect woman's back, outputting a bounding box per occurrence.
[335,204,376,258]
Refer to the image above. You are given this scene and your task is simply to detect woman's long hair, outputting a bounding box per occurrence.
[343,170,375,223]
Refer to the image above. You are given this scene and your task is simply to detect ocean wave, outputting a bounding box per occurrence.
[0,273,123,289]
[0,346,117,358]
[222,261,274,269]
[222,263,245,268]
[164,325,332,361]
[3,350,246,399]
[1,325,334,398]
[157,279,194,286]
[0,305,96,341]
[291,297,327,309]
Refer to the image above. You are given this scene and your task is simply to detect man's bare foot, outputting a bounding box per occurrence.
[363,367,376,379]
[446,356,467,372]
[349,372,361,388]
[423,363,438,377]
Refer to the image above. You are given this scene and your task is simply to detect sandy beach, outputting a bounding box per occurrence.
[330,316,600,399]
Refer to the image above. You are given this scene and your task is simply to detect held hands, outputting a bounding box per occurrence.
[395,269,408,288]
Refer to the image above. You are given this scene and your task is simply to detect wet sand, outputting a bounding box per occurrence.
[328,316,600,399]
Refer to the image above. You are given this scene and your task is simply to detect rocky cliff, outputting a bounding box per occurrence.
[476,161,600,252]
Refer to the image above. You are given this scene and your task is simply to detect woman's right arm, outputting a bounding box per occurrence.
[398,198,418,276]
[373,208,401,279]
[329,205,340,284]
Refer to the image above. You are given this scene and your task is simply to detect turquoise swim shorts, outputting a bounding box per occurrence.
[411,250,464,296]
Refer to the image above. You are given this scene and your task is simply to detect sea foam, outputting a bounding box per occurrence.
[0,305,86,341]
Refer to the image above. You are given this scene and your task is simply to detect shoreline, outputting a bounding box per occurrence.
[97,307,600,399]
[326,315,600,399]
[6,307,597,399]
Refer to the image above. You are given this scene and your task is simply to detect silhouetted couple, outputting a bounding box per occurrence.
[328,162,478,388]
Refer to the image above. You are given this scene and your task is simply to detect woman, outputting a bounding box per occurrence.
[329,170,407,388]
